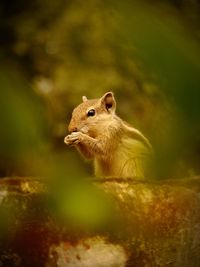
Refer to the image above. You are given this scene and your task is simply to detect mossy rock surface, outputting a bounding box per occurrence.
[0,177,200,267]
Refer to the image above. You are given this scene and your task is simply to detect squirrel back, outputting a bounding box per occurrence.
[64,92,153,179]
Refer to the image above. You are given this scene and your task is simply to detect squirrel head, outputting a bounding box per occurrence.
[68,92,116,135]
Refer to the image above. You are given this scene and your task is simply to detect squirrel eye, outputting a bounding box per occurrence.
[87,109,95,117]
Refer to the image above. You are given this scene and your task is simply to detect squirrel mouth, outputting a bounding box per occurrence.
[68,128,78,133]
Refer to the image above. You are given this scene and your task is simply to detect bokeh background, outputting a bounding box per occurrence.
[1,0,200,180]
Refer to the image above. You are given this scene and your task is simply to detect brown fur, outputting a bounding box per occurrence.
[64,92,153,179]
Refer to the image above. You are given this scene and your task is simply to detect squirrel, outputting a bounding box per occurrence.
[64,92,153,179]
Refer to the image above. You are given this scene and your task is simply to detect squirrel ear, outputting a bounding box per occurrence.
[100,92,116,113]
[82,96,88,102]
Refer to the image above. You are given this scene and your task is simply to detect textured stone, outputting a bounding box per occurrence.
[0,177,200,267]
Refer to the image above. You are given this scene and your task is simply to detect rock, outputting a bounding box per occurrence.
[0,177,57,267]
[0,177,200,267]
[48,237,127,267]
[95,178,200,267]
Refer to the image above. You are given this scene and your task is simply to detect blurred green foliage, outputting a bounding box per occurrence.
[0,0,200,183]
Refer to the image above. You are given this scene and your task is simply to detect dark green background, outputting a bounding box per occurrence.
[1,0,200,180]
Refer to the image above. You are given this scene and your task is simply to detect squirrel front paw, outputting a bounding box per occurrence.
[64,132,84,146]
